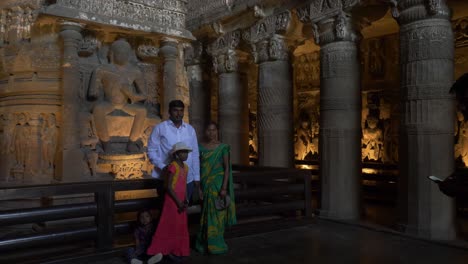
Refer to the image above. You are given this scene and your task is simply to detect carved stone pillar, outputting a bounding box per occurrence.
[160,38,178,119]
[395,0,455,240]
[298,5,361,220]
[185,42,210,141]
[208,31,249,165]
[244,12,294,168]
[58,21,83,182]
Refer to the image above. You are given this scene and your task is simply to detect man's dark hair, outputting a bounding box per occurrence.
[169,100,185,110]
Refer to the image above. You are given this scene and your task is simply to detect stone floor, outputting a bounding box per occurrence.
[84,220,468,264]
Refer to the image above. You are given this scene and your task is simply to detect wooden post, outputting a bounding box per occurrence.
[95,184,114,250]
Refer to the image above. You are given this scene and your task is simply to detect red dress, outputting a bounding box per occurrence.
[147,161,190,256]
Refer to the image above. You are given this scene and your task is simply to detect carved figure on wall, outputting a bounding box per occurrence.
[0,10,6,45]
[295,118,313,160]
[1,113,15,155]
[88,39,147,153]
[455,18,468,48]
[369,39,385,79]
[12,113,31,169]
[40,113,58,170]
[249,111,258,158]
[455,111,468,166]
[362,114,383,161]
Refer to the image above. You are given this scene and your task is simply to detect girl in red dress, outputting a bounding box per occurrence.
[146,142,191,264]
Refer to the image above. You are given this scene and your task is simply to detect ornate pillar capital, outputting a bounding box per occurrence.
[207,30,241,73]
[248,34,289,64]
[160,39,178,59]
[297,2,359,46]
[59,21,84,39]
[242,11,292,64]
[392,0,451,25]
[184,41,204,66]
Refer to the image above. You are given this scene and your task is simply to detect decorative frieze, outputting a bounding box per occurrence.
[0,4,39,45]
[44,0,193,39]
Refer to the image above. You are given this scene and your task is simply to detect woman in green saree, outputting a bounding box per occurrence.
[195,122,236,254]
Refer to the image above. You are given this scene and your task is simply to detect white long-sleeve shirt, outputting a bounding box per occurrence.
[147,120,200,183]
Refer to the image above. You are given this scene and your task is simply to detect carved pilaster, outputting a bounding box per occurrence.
[160,38,178,119]
[58,21,84,182]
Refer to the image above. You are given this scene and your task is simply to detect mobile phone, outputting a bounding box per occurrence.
[428,175,443,183]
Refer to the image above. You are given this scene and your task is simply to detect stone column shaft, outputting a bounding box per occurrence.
[186,42,210,141]
[58,21,83,182]
[257,59,293,167]
[209,31,249,165]
[160,39,178,119]
[319,40,361,220]
[218,70,249,165]
[187,63,210,140]
[243,12,294,168]
[397,0,455,240]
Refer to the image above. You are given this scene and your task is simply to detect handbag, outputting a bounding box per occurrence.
[215,194,231,210]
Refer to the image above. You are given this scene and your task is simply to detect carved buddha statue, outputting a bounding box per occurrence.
[88,39,147,153]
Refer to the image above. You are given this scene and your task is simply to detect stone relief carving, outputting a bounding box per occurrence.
[362,114,383,161]
[12,112,31,169]
[249,110,258,159]
[208,30,241,73]
[111,161,144,180]
[40,113,58,171]
[360,92,398,164]
[243,11,291,45]
[297,0,359,24]
[212,49,238,73]
[454,17,468,48]
[88,39,147,153]
[187,0,234,22]
[184,41,203,66]
[295,92,320,161]
[294,52,320,91]
[0,5,38,45]
[367,38,385,79]
[137,45,159,60]
[455,110,468,167]
[50,0,188,34]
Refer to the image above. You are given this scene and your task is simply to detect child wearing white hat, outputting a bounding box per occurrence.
[146,142,192,263]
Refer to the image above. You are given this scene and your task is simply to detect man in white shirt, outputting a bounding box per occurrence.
[147,100,201,205]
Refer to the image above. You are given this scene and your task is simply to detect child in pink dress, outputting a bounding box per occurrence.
[146,142,191,264]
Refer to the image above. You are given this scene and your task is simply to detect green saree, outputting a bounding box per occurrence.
[195,143,237,254]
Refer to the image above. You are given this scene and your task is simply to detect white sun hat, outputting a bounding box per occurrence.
[170,142,193,155]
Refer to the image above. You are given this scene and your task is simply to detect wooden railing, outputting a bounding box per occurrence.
[0,166,313,262]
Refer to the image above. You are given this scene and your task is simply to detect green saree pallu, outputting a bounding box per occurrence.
[195,143,237,254]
